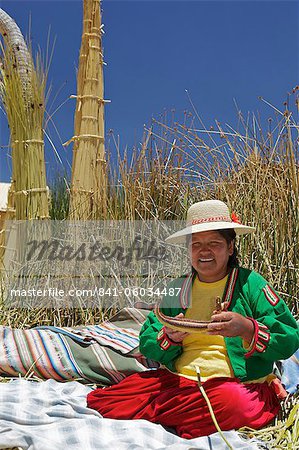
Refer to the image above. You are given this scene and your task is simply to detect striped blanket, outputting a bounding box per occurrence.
[0,308,159,385]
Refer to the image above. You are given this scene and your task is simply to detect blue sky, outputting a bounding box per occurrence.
[0,0,298,182]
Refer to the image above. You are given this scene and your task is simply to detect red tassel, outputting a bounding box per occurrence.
[231,212,241,224]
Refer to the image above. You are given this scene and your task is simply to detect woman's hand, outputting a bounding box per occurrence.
[164,313,189,343]
[207,310,254,344]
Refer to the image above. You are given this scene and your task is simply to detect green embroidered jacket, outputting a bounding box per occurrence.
[139,267,299,381]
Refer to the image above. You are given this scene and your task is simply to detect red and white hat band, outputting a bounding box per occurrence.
[189,215,231,226]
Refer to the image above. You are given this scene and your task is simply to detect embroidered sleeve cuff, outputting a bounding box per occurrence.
[244,318,271,358]
[157,327,182,351]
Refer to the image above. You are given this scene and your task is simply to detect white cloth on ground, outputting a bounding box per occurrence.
[0,378,261,450]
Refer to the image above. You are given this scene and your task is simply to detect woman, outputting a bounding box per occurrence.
[87,200,299,438]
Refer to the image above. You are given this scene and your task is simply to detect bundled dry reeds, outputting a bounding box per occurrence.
[67,0,107,219]
[0,9,49,220]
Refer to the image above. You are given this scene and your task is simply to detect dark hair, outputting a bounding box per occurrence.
[217,229,239,267]
[187,228,239,268]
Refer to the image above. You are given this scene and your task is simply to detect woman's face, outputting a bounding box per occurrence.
[190,230,234,283]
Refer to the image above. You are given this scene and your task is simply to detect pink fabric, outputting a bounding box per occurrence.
[87,368,281,438]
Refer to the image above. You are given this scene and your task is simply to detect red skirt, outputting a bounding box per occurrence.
[87,368,281,439]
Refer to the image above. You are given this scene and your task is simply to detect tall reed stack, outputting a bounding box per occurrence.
[67,0,107,219]
[0,8,49,220]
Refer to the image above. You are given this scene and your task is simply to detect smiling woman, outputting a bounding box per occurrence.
[190,230,234,282]
[87,199,299,439]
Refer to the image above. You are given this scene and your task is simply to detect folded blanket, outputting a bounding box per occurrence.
[0,308,158,385]
[36,322,139,354]
[0,378,261,450]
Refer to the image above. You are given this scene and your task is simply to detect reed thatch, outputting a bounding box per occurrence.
[66,0,107,219]
[0,8,49,220]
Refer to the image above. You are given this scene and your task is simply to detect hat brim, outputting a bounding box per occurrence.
[166,222,255,244]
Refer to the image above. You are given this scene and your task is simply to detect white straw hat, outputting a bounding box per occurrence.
[166,200,255,244]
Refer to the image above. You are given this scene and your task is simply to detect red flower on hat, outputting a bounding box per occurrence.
[231,212,241,224]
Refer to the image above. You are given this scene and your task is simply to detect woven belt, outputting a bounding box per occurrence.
[155,297,222,333]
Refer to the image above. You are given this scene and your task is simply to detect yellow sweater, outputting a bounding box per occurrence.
[175,275,233,382]
[175,275,273,384]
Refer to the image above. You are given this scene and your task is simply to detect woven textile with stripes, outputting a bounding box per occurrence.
[0,308,158,385]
